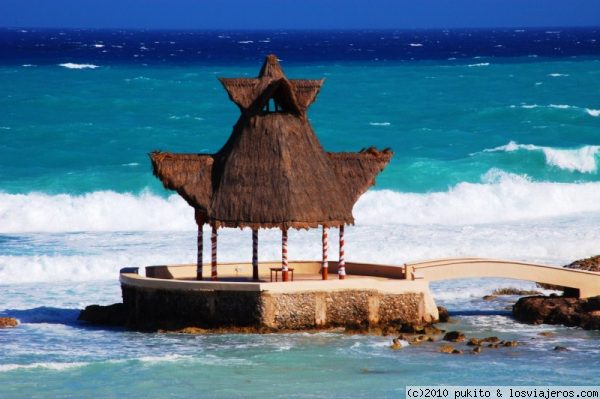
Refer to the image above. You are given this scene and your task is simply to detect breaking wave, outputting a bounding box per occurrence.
[3,171,600,234]
[2,172,600,283]
[58,63,100,69]
[510,103,600,118]
[482,141,600,173]
[0,190,192,233]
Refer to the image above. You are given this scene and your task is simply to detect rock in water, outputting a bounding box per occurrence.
[439,344,454,354]
[443,331,465,342]
[538,331,555,337]
[481,336,500,343]
[513,295,600,330]
[492,287,542,296]
[564,255,600,272]
[0,317,18,328]
[437,306,450,322]
[390,338,405,350]
[78,303,127,326]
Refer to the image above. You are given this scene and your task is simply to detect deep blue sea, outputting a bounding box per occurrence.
[1,28,600,398]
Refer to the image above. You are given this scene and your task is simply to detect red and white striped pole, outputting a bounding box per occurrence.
[195,211,205,280]
[338,225,346,279]
[211,225,218,281]
[281,228,289,282]
[252,228,259,281]
[322,226,329,280]
[197,224,203,280]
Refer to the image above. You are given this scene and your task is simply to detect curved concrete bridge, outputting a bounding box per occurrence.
[404,258,600,298]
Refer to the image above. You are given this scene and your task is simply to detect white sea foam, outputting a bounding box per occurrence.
[409,43,423,47]
[0,362,87,372]
[586,108,600,117]
[93,44,105,48]
[369,122,391,126]
[2,173,600,283]
[0,190,192,233]
[467,62,490,67]
[548,73,568,77]
[59,63,100,69]
[512,103,599,118]
[137,354,192,364]
[3,173,600,233]
[237,40,254,44]
[482,141,600,173]
[549,104,571,109]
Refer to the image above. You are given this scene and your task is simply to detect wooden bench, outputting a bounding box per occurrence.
[269,267,294,282]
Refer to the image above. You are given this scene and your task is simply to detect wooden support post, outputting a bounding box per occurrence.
[195,211,205,280]
[252,228,259,281]
[322,226,329,280]
[281,228,289,282]
[211,225,218,281]
[338,225,346,279]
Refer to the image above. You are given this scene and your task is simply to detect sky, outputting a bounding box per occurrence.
[1,0,600,30]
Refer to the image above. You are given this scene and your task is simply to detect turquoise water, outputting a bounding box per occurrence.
[1,281,599,398]
[2,59,600,194]
[1,29,600,397]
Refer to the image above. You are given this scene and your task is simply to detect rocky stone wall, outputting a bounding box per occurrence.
[121,284,428,331]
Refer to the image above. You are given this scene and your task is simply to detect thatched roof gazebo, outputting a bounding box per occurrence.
[151,54,392,282]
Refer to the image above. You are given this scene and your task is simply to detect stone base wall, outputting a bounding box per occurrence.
[122,284,429,331]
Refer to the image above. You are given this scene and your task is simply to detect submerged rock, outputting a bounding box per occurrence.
[513,295,600,330]
[390,338,404,350]
[443,331,465,342]
[78,303,127,327]
[492,287,542,296]
[472,346,482,354]
[439,344,454,354]
[483,295,497,301]
[553,346,569,352]
[409,335,429,345]
[481,336,500,344]
[0,317,18,328]
[538,331,555,337]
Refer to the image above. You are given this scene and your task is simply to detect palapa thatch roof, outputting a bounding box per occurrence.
[151,55,392,229]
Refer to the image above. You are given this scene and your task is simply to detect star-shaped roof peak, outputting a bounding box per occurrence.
[219,54,324,114]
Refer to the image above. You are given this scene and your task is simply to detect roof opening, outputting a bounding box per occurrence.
[262,98,285,113]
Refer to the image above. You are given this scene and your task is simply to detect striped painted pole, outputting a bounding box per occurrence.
[252,228,259,281]
[196,224,203,280]
[195,211,205,280]
[211,225,218,281]
[281,228,289,282]
[338,225,346,279]
[321,226,329,280]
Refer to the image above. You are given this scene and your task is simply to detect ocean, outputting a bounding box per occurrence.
[1,28,600,398]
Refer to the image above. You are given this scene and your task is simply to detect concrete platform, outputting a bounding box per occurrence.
[119,260,439,331]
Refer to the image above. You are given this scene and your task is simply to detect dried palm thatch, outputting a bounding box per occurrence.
[151,55,392,229]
